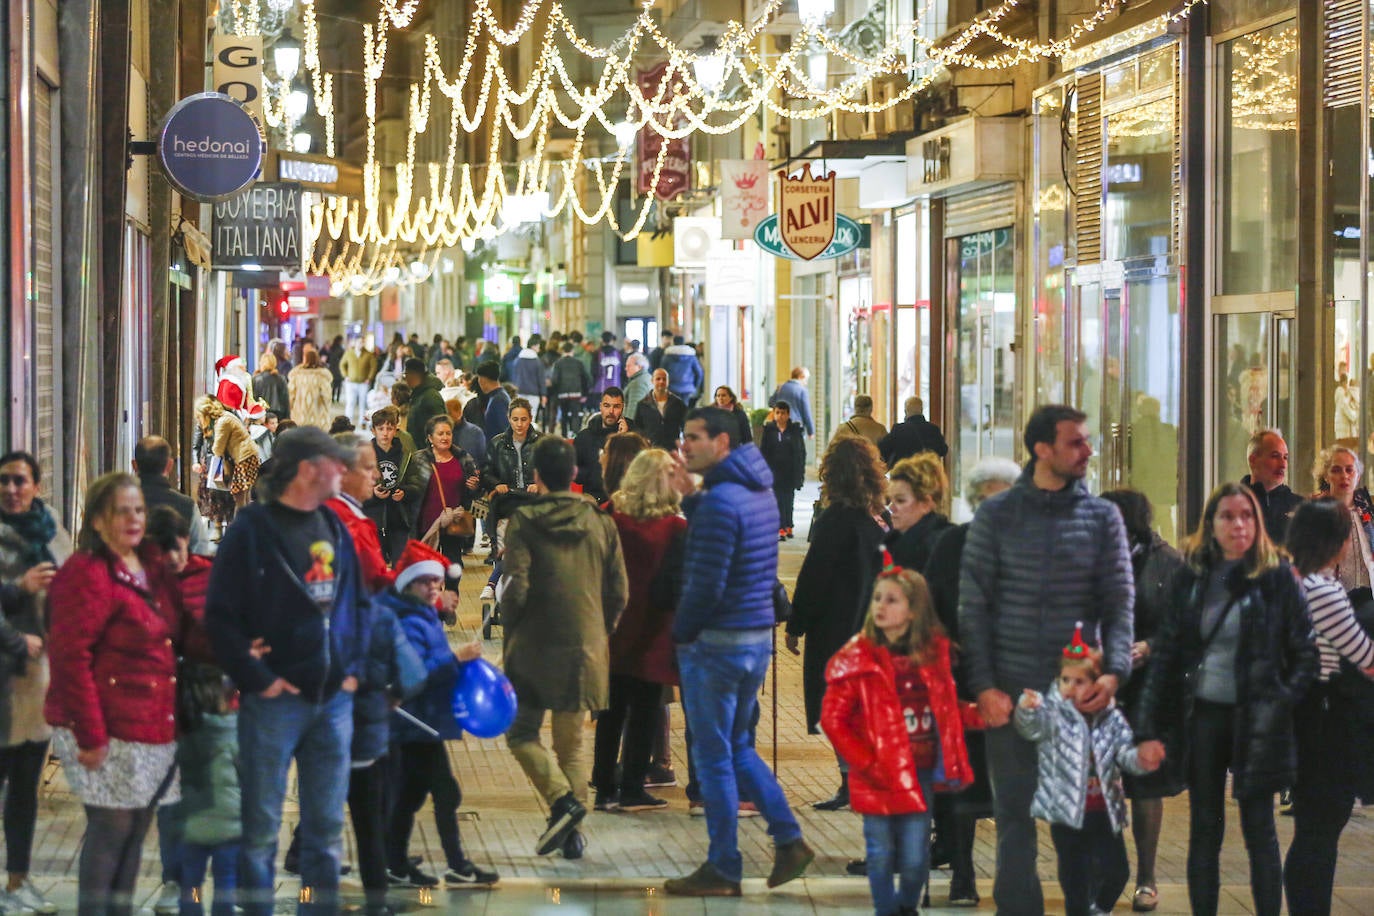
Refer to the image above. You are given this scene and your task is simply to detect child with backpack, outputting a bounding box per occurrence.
[820,560,980,916]
[1014,624,1164,916]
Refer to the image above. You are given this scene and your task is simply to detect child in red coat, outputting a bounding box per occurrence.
[821,563,981,916]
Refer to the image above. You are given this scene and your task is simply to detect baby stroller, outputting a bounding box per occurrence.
[478,489,538,640]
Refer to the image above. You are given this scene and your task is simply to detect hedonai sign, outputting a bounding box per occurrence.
[754,163,861,261]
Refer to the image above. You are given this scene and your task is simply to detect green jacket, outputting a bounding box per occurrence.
[501,492,628,712]
[177,712,241,846]
[406,375,448,444]
[339,347,377,384]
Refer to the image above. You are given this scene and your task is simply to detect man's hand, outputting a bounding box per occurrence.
[1018,688,1042,710]
[526,484,538,492]
[495,484,510,495]
[391,489,405,502]
[785,634,801,656]
[248,638,272,660]
[77,745,108,771]
[260,678,300,698]
[667,453,696,498]
[456,640,483,663]
[466,475,482,490]
[615,418,629,433]
[1077,674,1120,713]
[977,689,1014,727]
[18,563,56,595]
[1137,740,1166,772]
[438,590,459,614]
[22,634,42,659]
[340,676,358,693]
[1130,641,1150,670]
[373,485,390,500]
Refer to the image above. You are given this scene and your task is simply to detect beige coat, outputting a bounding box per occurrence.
[832,414,888,448]
[213,412,259,466]
[500,492,628,712]
[288,367,335,429]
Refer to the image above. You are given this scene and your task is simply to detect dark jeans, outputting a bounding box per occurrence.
[592,674,663,794]
[772,482,795,530]
[1283,683,1355,916]
[180,841,240,916]
[985,724,1043,915]
[1049,812,1129,916]
[79,805,156,916]
[387,742,465,871]
[0,740,47,875]
[348,756,394,904]
[1188,698,1281,916]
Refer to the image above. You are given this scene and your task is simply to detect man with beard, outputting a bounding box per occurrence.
[572,388,634,503]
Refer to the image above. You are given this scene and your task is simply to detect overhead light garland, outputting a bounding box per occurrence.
[282,0,1210,287]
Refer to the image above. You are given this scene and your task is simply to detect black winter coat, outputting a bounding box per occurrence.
[482,429,542,493]
[1241,476,1304,547]
[573,416,634,503]
[886,512,951,573]
[252,371,290,418]
[787,504,885,732]
[634,394,688,450]
[877,414,948,466]
[759,421,807,490]
[1134,560,1318,799]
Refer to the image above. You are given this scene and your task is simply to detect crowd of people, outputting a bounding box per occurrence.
[6,317,1374,916]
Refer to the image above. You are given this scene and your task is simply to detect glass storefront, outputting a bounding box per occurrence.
[950,226,1016,512]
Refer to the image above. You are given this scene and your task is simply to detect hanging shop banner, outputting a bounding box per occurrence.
[775,163,836,259]
[158,93,264,203]
[754,212,863,261]
[720,160,770,239]
[635,62,691,201]
[212,33,265,131]
[212,182,303,271]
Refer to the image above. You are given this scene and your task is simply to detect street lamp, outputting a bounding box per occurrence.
[291,129,312,153]
[286,80,309,122]
[612,119,638,149]
[273,28,301,83]
[797,0,833,27]
[693,37,727,93]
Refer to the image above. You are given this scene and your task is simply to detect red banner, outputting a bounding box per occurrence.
[636,62,692,201]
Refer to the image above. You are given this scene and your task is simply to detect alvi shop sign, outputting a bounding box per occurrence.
[754,213,863,261]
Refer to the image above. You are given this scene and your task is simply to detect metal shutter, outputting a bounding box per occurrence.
[32,78,60,504]
[1324,0,1364,109]
[943,185,1017,238]
[1075,72,1103,265]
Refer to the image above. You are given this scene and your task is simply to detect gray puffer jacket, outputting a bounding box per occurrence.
[1015,683,1146,832]
[958,466,1135,697]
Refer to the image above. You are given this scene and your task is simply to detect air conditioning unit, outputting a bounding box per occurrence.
[673,217,722,269]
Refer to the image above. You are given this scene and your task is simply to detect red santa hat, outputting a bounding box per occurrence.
[214,354,240,377]
[394,540,461,592]
[1062,622,1093,660]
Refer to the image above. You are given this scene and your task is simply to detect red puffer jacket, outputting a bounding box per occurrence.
[821,633,981,815]
[44,545,186,749]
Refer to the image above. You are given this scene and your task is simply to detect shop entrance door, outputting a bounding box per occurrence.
[1070,258,1183,538]
[1212,296,1296,485]
[948,227,1016,510]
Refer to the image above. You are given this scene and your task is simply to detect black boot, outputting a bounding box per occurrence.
[813,773,850,811]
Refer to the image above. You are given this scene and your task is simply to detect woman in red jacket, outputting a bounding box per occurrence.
[821,562,979,916]
[591,449,686,813]
[44,472,187,915]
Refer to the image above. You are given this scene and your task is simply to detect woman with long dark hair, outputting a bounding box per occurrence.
[45,473,189,916]
[1135,482,1317,916]
[712,386,753,445]
[1282,498,1374,914]
[1099,489,1186,913]
[786,435,888,810]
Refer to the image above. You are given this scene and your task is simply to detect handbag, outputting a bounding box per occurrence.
[433,463,476,539]
[207,455,232,491]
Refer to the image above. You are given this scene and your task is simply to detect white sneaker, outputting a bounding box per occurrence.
[0,890,34,916]
[152,882,179,916]
[9,882,55,916]
[480,585,496,601]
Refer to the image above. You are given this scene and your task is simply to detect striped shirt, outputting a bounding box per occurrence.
[1302,571,1374,682]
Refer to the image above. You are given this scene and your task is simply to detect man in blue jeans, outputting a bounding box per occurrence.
[664,407,813,897]
[207,427,372,915]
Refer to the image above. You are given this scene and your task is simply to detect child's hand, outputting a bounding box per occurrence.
[455,640,483,663]
[1018,688,1042,710]
[1137,740,1165,772]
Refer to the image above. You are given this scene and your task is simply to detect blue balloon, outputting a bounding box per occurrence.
[451,658,518,738]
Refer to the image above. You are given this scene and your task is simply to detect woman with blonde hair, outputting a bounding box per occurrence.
[1311,443,1374,591]
[786,435,889,810]
[251,352,289,419]
[591,449,687,812]
[286,348,335,430]
[1134,482,1317,916]
[886,453,951,572]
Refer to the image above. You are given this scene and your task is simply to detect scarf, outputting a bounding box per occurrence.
[0,500,57,568]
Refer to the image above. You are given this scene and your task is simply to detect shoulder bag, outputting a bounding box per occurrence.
[433,463,476,539]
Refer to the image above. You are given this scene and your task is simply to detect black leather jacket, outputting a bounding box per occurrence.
[1134,559,1317,798]
[482,428,542,493]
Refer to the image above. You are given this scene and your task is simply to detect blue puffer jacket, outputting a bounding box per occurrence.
[352,603,426,763]
[382,588,465,742]
[673,444,778,643]
[958,465,1135,698]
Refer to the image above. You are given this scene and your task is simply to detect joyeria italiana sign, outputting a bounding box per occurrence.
[212,182,302,271]
[158,92,264,203]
